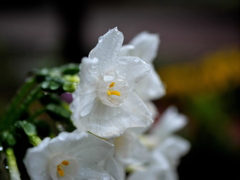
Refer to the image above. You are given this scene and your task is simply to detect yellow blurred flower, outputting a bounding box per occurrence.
[158,47,240,96]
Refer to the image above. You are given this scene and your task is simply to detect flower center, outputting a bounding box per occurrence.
[49,154,78,180]
[107,82,121,96]
[97,70,129,107]
[57,160,69,177]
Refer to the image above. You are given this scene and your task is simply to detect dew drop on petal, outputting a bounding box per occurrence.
[134,58,139,63]
[98,36,103,42]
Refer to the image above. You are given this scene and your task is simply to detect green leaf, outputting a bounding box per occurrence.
[61,63,80,75]
[2,132,16,146]
[17,121,37,136]
[46,104,71,120]
[63,81,77,93]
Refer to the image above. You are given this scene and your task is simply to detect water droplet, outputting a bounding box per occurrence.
[134,58,139,63]
[98,36,103,42]
[56,123,65,132]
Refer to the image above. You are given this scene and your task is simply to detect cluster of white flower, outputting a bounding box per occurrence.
[23,27,190,180]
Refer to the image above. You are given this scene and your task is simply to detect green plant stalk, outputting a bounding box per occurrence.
[28,135,42,146]
[0,77,36,131]
[15,85,43,119]
[1,84,43,133]
[6,148,21,180]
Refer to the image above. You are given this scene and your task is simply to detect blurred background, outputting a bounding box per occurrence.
[0,0,239,179]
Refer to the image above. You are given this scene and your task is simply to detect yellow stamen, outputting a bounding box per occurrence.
[57,165,64,177]
[107,90,111,95]
[61,161,69,166]
[109,90,121,96]
[107,82,121,96]
[57,161,69,177]
[109,82,115,88]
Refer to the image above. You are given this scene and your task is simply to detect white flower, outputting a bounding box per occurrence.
[24,130,115,180]
[148,106,190,162]
[153,135,190,167]
[99,156,124,180]
[131,106,190,180]
[119,32,165,102]
[151,106,188,142]
[128,150,177,180]
[70,28,153,138]
[100,129,149,180]
[113,129,149,165]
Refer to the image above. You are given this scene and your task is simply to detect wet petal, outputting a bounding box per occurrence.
[155,135,190,167]
[151,106,188,139]
[73,93,152,139]
[114,130,149,165]
[89,27,124,74]
[129,31,159,63]
[76,164,115,180]
[23,138,53,180]
[136,67,166,101]
[99,156,125,180]
[115,56,151,90]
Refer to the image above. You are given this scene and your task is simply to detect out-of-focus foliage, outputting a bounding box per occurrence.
[158,47,240,97]
[155,47,240,180]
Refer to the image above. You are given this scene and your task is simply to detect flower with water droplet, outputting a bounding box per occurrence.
[119,32,166,118]
[100,129,149,180]
[70,27,153,138]
[149,106,190,167]
[127,151,177,180]
[129,106,190,180]
[23,130,115,180]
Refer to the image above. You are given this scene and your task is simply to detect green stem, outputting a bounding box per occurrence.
[1,84,43,132]
[28,135,42,146]
[15,85,43,119]
[0,77,36,131]
[6,148,21,180]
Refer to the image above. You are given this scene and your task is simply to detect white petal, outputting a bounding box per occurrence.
[76,164,115,180]
[99,156,125,180]
[24,130,114,180]
[74,57,99,97]
[47,130,88,155]
[122,92,153,128]
[151,106,187,139]
[89,27,124,74]
[139,134,159,149]
[73,93,153,138]
[156,135,190,167]
[72,99,126,138]
[114,130,149,165]
[128,168,158,180]
[48,154,78,180]
[119,45,135,56]
[145,101,159,119]
[70,57,100,117]
[136,67,166,101]
[23,138,52,180]
[128,126,149,136]
[70,92,97,118]
[44,130,114,164]
[129,32,160,63]
[128,149,178,180]
[114,56,151,90]
[128,164,177,180]
[151,150,171,169]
